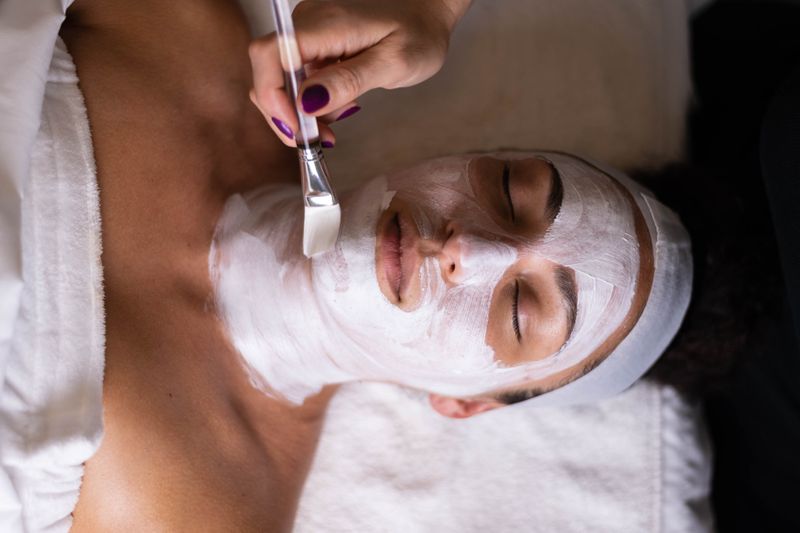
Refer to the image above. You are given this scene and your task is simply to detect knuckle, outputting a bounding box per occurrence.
[252,85,278,110]
[333,64,362,100]
[252,90,269,110]
[393,49,415,78]
[247,40,263,61]
[390,47,424,86]
[390,37,446,87]
[248,35,274,61]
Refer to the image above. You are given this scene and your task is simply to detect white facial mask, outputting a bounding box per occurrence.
[210,153,647,403]
[211,157,521,403]
[524,161,692,407]
[487,152,640,384]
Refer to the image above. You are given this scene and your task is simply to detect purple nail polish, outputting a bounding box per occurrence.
[301,85,330,113]
[336,105,361,122]
[271,117,293,139]
[321,140,335,149]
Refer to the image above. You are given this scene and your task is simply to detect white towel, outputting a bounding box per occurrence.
[0,0,72,387]
[296,381,712,533]
[0,1,714,532]
[283,0,714,531]
[0,38,104,533]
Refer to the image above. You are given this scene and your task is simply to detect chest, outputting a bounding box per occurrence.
[59,3,300,529]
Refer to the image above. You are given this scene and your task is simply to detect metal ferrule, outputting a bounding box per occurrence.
[299,143,338,208]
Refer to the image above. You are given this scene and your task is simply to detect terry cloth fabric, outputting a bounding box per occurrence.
[237,0,715,531]
[0,0,714,531]
[0,0,72,390]
[295,381,712,533]
[0,35,104,533]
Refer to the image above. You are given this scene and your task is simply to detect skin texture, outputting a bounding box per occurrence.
[249,0,473,146]
[370,155,655,417]
[61,1,333,531]
[56,0,651,527]
[373,156,574,371]
[428,170,655,417]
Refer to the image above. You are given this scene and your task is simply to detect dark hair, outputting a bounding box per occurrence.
[637,163,782,399]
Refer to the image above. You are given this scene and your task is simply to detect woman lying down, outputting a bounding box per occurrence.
[2,0,691,531]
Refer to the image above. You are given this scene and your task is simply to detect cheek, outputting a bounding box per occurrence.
[386,159,475,214]
[392,181,510,242]
[484,313,502,358]
[485,278,516,364]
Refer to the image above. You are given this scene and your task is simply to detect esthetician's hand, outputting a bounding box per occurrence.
[249,0,472,147]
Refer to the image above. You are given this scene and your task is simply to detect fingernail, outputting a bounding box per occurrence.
[301,85,330,113]
[271,117,294,139]
[321,140,335,149]
[335,105,361,122]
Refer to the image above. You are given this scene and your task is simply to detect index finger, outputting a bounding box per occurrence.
[249,33,300,146]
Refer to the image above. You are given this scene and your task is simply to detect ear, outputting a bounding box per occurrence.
[428,394,505,419]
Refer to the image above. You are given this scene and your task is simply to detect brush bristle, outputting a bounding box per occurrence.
[303,204,341,257]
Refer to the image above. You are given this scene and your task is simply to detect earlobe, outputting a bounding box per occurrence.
[428,394,505,419]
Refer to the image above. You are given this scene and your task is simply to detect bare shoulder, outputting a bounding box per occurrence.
[58,1,310,530]
[60,0,294,297]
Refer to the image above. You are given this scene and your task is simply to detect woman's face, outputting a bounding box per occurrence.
[212,151,655,406]
[309,151,653,398]
[375,156,573,366]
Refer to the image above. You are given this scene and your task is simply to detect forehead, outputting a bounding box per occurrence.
[387,151,617,203]
[386,151,620,237]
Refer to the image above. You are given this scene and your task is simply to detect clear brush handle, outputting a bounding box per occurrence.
[270,0,320,147]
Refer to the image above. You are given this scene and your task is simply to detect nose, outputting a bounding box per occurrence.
[437,222,517,285]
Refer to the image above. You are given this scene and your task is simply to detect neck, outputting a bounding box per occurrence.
[222,343,338,531]
[212,185,353,403]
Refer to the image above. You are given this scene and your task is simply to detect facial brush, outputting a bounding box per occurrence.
[269,0,341,257]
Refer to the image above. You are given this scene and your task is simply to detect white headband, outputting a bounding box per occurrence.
[522,158,692,406]
[210,154,692,405]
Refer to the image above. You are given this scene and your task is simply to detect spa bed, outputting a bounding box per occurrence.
[290,1,714,531]
[0,0,714,531]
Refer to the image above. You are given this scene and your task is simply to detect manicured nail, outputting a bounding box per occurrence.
[301,84,330,113]
[335,105,361,122]
[321,140,335,149]
[271,117,294,139]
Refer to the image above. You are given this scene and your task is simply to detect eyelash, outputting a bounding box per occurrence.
[512,280,521,342]
[502,163,516,222]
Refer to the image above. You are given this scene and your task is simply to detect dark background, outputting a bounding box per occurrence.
[689,1,800,530]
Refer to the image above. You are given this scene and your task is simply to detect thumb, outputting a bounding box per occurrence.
[297,46,406,116]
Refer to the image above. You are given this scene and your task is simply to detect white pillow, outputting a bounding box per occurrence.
[296,381,712,533]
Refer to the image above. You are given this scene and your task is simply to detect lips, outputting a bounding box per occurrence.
[384,213,403,298]
[377,205,422,306]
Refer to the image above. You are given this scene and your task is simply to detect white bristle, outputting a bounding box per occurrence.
[303,204,341,257]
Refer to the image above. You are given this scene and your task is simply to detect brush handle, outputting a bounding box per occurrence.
[270,0,320,146]
[283,69,320,146]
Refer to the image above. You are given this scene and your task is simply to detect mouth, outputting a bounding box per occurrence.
[376,203,422,307]
[385,213,403,298]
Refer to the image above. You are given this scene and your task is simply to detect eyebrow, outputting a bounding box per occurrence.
[544,161,564,223]
[495,152,646,406]
[495,356,604,405]
[497,266,578,405]
[555,265,578,341]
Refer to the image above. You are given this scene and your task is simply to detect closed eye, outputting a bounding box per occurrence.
[512,279,521,342]
[502,162,515,222]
